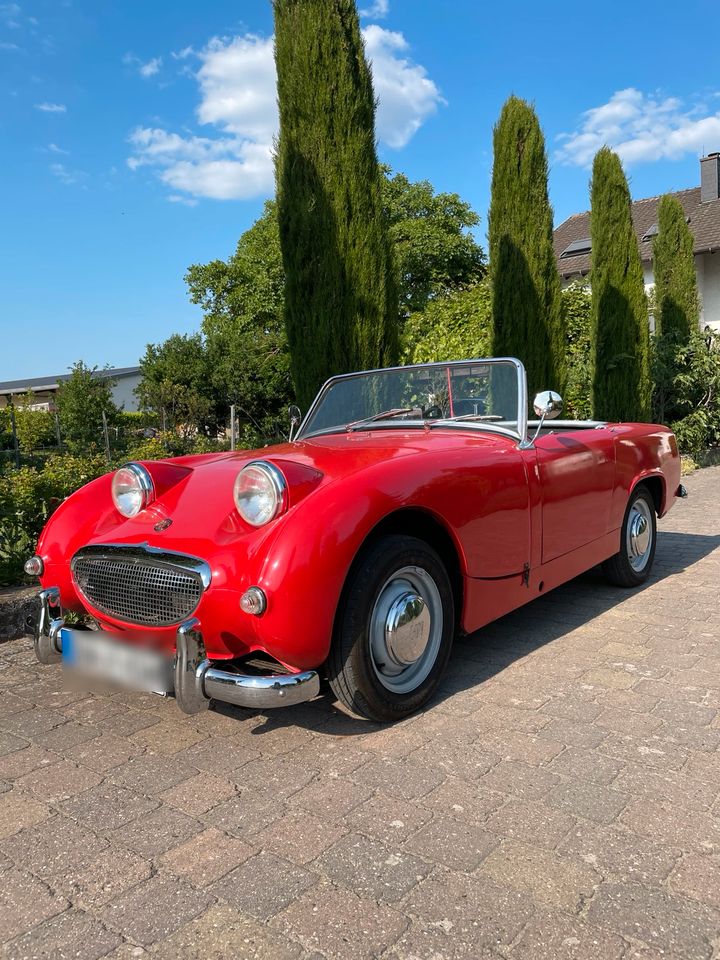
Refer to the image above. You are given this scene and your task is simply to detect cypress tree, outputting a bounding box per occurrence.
[590,147,651,422]
[274,0,398,410]
[653,194,698,341]
[488,96,565,401]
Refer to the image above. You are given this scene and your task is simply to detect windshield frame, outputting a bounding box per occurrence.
[296,357,528,442]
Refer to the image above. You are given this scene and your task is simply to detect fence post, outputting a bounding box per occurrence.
[230,404,236,452]
[8,396,20,469]
[101,411,111,465]
[54,411,63,453]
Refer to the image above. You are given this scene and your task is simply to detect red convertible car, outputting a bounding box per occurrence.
[28,358,684,721]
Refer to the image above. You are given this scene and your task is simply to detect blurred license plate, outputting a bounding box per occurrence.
[60,627,173,694]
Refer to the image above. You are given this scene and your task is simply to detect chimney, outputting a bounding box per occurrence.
[700,152,720,202]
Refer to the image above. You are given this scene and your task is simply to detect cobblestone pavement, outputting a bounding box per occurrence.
[1,467,719,960]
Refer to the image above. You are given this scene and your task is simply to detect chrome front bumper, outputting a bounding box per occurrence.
[30,589,320,714]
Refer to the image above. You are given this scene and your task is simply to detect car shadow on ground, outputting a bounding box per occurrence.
[212,529,720,738]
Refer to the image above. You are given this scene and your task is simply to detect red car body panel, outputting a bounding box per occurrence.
[37,420,681,672]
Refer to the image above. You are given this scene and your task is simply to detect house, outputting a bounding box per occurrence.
[0,366,142,412]
[553,153,720,331]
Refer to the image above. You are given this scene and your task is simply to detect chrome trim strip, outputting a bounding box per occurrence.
[173,619,320,712]
[70,543,212,589]
[33,587,63,664]
[174,618,211,714]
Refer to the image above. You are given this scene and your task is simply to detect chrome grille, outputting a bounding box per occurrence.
[72,547,206,627]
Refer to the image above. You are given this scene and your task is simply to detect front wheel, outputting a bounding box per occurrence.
[602,485,657,587]
[327,535,454,722]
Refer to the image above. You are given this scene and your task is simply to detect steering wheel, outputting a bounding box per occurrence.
[423,405,444,420]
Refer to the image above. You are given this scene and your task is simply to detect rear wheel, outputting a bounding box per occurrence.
[327,535,454,722]
[602,485,657,587]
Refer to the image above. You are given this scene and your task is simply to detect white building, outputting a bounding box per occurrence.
[0,366,142,412]
[554,153,720,331]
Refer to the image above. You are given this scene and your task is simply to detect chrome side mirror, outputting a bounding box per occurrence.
[533,390,563,420]
[521,390,563,448]
[288,405,302,442]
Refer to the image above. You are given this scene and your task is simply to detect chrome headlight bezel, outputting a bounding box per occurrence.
[233,460,288,527]
[111,462,155,518]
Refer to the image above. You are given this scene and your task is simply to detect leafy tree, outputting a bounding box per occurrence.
[590,148,651,422]
[136,333,216,438]
[14,391,56,453]
[274,0,398,408]
[185,172,485,424]
[488,96,565,399]
[186,202,293,437]
[382,167,485,316]
[55,362,118,454]
[653,194,698,341]
[402,280,492,364]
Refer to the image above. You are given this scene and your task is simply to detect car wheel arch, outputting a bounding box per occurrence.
[332,507,465,639]
[631,474,665,516]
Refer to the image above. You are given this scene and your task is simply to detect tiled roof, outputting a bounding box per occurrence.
[0,366,140,395]
[554,187,720,278]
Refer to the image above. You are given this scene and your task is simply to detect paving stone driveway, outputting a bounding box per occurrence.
[1,466,719,960]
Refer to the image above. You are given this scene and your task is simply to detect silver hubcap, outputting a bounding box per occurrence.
[626,498,653,572]
[369,565,443,694]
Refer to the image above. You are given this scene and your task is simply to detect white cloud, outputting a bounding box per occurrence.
[0,2,21,28]
[35,101,66,112]
[168,193,198,206]
[128,26,442,202]
[359,0,389,18]
[127,126,274,200]
[0,40,20,49]
[50,162,83,185]
[557,88,720,168]
[139,56,162,78]
[47,142,68,154]
[363,25,443,148]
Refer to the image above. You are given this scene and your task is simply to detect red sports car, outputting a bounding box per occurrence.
[28,358,684,721]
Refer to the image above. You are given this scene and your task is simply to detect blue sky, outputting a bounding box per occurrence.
[2,0,719,381]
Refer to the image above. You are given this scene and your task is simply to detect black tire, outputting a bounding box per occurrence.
[327,534,454,722]
[602,485,657,587]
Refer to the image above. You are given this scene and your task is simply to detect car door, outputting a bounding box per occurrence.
[533,428,616,563]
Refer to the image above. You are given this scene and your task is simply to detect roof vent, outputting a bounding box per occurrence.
[560,238,591,258]
[700,153,720,202]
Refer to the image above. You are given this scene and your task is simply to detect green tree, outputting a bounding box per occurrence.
[653,194,698,342]
[14,391,56,453]
[136,333,216,437]
[382,167,485,316]
[590,148,651,421]
[55,362,118,454]
[401,280,492,364]
[274,0,398,409]
[186,201,293,438]
[488,96,565,400]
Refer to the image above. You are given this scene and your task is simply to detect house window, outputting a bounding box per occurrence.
[641,224,658,242]
[560,238,592,259]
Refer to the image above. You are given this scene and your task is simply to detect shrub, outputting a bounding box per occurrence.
[0,454,108,586]
[561,282,593,420]
[660,328,720,456]
[402,281,492,364]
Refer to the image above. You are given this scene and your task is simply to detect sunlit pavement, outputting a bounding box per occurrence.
[1,466,719,960]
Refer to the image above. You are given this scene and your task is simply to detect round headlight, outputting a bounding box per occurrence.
[111,463,155,518]
[233,461,287,527]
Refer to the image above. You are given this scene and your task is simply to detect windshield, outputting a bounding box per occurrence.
[298,359,526,440]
